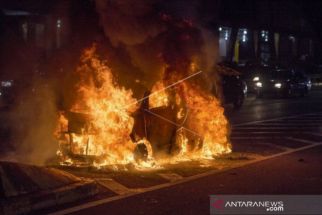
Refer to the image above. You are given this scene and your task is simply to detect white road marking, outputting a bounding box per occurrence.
[258,120,322,123]
[96,178,133,195]
[285,137,322,144]
[251,123,322,126]
[232,131,286,135]
[242,100,311,107]
[306,132,322,137]
[231,139,292,151]
[276,120,322,123]
[233,127,317,130]
[231,136,283,140]
[258,142,292,151]
[233,112,322,127]
[158,173,183,182]
[50,142,322,215]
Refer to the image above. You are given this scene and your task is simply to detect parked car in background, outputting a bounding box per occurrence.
[241,64,275,94]
[215,63,247,109]
[254,69,311,98]
[222,74,247,109]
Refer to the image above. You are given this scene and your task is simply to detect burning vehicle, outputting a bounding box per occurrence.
[54,9,231,169]
[55,46,231,168]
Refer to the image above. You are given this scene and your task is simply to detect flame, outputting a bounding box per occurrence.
[56,45,138,166]
[180,82,231,158]
[151,81,231,163]
[55,45,231,169]
[149,81,169,108]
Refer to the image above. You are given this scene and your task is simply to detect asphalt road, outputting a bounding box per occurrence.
[68,146,322,215]
[48,89,322,215]
[226,89,322,125]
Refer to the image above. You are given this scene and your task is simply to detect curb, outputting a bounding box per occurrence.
[0,180,99,215]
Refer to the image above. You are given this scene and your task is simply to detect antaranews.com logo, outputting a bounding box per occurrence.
[212,198,284,212]
[210,195,322,215]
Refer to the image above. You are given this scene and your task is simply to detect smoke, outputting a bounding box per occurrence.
[95,0,164,46]
[94,0,220,94]
[4,79,58,165]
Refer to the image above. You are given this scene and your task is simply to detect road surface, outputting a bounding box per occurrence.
[45,90,322,215]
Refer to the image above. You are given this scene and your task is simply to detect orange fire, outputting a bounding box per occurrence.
[55,45,231,169]
[149,81,169,108]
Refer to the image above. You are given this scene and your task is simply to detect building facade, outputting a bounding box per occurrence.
[214,0,317,69]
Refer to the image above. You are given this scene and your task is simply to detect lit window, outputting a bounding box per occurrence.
[56,19,62,48]
[289,35,295,42]
[261,31,265,37]
[57,19,61,28]
[242,35,246,42]
[219,27,231,41]
[1,81,13,87]
[238,28,248,43]
[224,32,228,41]
[261,30,269,42]
[218,27,231,57]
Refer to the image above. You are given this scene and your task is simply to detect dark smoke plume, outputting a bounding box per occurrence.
[95,0,219,94]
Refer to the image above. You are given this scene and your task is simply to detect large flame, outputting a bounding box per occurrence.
[55,45,231,169]
[149,81,169,108]
[56,46,138,166]
[178,82,231,158]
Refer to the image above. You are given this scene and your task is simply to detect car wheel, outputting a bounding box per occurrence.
[233,93,244,110]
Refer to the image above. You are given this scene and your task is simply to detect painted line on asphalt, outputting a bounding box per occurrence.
[242,100,311,108]
[278,120,322,123]
[231,131,287,135]
[50,142,322,215]
[255,142,292,151]
[306,132,322,137]
[231,136,284,140]
[95,178,133,195]
[233,112,322,127]
[235,125,321,128]
[158,173,183,182]
[285,137,322,144]
[233,127,317,130]
[256,122,322,125]
[233,125,317,130]
[232,139,293,151]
